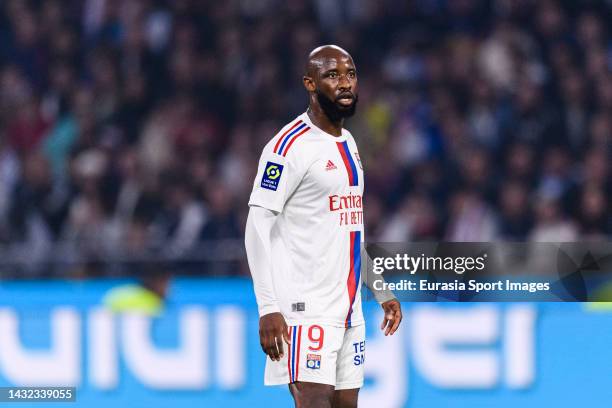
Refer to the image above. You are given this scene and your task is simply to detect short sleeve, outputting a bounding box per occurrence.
[248,147,306,213]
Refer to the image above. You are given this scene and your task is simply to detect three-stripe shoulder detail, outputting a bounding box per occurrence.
[273,119,310,157]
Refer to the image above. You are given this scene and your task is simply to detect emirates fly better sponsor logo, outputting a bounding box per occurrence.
[329,192,363,226]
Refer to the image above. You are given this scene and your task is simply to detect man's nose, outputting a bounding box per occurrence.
[338,74,351,90]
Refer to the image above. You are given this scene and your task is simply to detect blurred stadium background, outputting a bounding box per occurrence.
[0,0,612,407]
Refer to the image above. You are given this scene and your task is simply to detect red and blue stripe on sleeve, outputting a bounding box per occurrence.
[274,120,310,157]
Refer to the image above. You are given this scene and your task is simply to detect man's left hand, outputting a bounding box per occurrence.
[380,299,402,336]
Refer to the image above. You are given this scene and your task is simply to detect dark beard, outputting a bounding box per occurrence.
[315,90,358,123]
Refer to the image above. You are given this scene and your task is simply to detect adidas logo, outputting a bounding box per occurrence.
[325,160,337,171]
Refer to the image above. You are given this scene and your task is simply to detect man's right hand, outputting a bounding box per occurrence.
[259,312,291,361]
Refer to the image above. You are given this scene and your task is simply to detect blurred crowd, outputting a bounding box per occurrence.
[0,0,611,277]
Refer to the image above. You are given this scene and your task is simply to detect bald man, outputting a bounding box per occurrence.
[245,45,402,408]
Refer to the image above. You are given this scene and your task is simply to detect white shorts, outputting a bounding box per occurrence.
[264,323,365,390]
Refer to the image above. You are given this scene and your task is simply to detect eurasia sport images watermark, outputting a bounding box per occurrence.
[370,253,551,294]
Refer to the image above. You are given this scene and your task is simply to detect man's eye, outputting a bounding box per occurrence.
[348,72,356,78]
[328,72,337,78]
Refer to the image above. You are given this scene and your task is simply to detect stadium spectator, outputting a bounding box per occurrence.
[0,0,610,277]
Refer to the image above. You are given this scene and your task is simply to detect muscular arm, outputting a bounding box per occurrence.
[362,244,396,304]
[245,205,290,360]
[363,267,396,305]
[363,245,403,336]
[245,205,280,316]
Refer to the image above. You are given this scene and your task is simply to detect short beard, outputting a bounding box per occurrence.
[315,90,358,123]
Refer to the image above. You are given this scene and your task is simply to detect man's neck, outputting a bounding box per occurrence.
[307,106,343,137]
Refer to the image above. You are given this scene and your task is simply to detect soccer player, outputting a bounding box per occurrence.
[245,45,402,408]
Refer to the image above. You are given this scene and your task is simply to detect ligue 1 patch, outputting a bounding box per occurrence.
[261,161,284,191]
[306,354,321,369]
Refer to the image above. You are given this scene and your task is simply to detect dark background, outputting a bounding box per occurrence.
[0,0,611,278]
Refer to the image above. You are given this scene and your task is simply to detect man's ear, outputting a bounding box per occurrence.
[303,76,316,92]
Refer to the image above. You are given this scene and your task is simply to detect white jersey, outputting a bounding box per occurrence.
[248,112,365,328]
